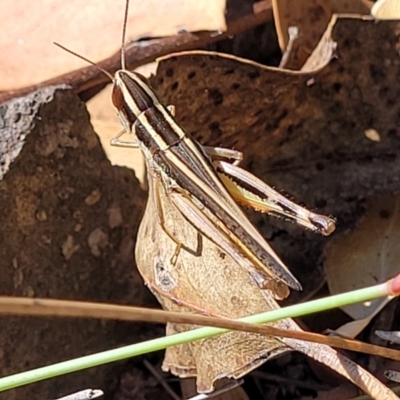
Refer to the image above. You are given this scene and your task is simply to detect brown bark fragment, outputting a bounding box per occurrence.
[0,86,152,399]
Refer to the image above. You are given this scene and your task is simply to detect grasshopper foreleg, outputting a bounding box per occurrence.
[110,130,140,148]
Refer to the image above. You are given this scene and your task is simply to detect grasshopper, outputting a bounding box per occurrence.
[107,1,335,296]
[56,0,335,295]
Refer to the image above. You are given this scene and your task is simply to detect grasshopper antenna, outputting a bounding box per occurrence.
[55,0,130,80]
[53,42,115,83]
[121,0,130,70]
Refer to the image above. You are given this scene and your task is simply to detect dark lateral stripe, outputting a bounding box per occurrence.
[119,71,155,113]
[169,141,225,195]
[143,109,233,206]
[139,106,224,193]
[142,108,182,148]
[134,122,159,154]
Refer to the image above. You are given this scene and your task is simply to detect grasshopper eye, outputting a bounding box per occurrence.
[112,81,137,132]
[111,82,124,109]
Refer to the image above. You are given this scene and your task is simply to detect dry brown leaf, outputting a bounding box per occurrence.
[324,194,400,322]
[136,158,292,392]
[272,0,369,69]
[0,0,225,90]
[135,127,398,399]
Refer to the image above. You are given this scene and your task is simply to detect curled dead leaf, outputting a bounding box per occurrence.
[324,194,400,329]
[272,0,370,69]
[372,0,400,19]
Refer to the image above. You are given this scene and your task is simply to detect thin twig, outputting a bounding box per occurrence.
[0,1,272,103]
[0,296,399,361]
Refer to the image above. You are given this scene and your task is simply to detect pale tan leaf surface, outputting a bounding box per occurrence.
[0,0,225,90]
[365,128,382,142]
[272,0,369,69]
[372,0,400,19]
[324,194,400,321]
[136,158,295,392]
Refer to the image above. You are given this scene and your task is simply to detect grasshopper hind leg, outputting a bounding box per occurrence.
[214,160,336,236]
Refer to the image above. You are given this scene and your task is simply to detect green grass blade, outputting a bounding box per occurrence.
[0,279,391,392]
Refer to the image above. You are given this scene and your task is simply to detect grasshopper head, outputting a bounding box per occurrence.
[112,70,157,133]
